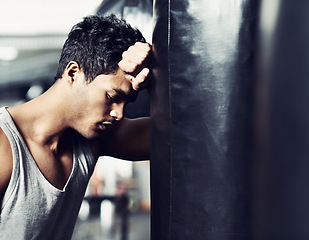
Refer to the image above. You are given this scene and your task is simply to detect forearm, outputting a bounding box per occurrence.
[104,117,150,161]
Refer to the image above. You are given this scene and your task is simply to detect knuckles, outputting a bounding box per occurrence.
[119,42,151,78]
[118,60,136,73]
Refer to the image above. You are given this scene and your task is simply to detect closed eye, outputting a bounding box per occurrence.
[106,92,123,104]
[106,93,116,103]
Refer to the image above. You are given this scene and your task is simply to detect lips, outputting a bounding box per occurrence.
[101,121,113,125]
[97,121,114,131]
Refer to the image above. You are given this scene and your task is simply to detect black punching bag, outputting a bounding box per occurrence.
[150,0,258,239]
[254,1,309,239]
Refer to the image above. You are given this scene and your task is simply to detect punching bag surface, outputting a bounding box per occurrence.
[254,1,309,239]
[151,0,258,240]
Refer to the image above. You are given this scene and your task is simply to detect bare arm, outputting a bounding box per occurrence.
[0,128,13,199]
[91,117,150,160]
[107,117,150,160]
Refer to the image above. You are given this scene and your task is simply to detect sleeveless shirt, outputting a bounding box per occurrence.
[0,107,96,240]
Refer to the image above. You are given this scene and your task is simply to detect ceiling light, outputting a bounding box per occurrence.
[0,46,18,61]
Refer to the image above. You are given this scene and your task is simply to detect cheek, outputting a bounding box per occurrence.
[81,90,102,109]
[80,85,110,116]
[90,97,111,117]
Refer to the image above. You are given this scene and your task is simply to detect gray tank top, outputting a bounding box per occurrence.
[0,107,96,240]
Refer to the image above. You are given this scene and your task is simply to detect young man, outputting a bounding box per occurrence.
[0,15,151,239]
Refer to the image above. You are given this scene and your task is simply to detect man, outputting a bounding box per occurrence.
[0,14,151,239]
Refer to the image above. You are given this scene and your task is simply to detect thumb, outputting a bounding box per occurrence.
[132,68,150,91]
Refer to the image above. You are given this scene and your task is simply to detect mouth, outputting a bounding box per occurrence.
[97,121,114,131]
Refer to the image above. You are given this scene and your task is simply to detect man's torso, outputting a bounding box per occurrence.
[0,107,96,240]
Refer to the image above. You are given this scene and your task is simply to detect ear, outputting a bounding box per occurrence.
[64,61,80,83]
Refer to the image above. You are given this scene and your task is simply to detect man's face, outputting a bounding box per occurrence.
[71,68,135,139]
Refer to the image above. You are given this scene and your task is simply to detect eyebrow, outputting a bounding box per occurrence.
[112,88,138,102]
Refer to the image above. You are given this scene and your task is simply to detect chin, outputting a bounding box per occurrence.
[78,128,101,140]
[77,123,110,140]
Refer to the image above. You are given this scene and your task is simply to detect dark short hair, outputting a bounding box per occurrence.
[54,14,146,82]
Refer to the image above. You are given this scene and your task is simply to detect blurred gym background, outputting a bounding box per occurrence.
[0,0,152,239]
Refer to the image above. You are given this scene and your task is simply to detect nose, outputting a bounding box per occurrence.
[110,104,124,121]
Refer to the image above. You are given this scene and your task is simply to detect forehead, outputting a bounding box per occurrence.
[91,69,136,100]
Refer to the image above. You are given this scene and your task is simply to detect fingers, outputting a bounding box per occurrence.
[123,43,150,61]
[119,42,151,91]
[132,68,150,91]
[118,42,151,74]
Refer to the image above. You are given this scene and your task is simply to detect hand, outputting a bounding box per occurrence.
[118,42,151,91]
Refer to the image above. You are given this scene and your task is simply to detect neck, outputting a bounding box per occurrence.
[8,82,72,152]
